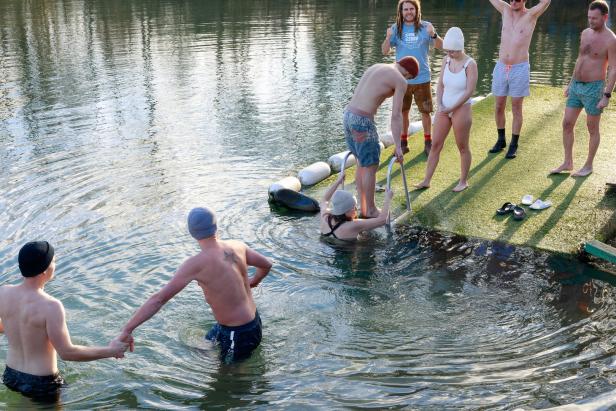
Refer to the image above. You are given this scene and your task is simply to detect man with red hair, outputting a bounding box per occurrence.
[343,57,419,218]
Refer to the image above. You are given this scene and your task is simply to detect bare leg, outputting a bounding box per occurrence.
[401,109,410,153]
[551,107,582,174]
[511,97,524,136]
[415,112,451,189]
[495,96,507,130]
[572,113,601,177]
[355,165,364,212]
[452,104,472,192]
[421,112,432,137]
[489,96,508,153]
[360,165,379,218]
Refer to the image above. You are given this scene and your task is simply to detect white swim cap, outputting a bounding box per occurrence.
[443,27,464,51]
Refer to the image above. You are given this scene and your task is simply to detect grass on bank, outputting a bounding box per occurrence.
[309,86,616,255]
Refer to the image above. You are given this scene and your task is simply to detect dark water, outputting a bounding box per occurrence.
[1,0,616,408]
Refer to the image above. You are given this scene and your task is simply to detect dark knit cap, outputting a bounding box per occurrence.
[18,241,55,277]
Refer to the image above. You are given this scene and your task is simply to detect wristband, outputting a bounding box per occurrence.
[604,92,612,99]
[431,32,438,39]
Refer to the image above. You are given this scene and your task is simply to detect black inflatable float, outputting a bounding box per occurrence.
[269,188,320,212]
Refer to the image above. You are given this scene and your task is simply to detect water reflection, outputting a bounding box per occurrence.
[2,0,616,408]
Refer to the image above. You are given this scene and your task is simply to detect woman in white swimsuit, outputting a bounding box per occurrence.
[415,27,478,192]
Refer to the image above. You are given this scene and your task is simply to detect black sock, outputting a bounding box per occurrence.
[511,134,519,146]
[497,128,505,142]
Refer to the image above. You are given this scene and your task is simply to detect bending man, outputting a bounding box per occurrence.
[344,56,418,218]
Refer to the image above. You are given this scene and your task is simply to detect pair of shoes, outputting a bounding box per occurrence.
[496,202,525,220]
[489,139,506,153]
[424,140,432,156]
[521,195,552,210]
[401,140,409,154]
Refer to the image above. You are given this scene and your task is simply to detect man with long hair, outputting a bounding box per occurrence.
[550,0,616,177]
[487,0,551,159]
[382,0,443,156]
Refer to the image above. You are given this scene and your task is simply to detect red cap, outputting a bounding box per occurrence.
[397,56,419,78]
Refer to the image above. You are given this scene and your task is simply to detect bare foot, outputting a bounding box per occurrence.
[572,166,593,177]
[452,182,468,192]
[550,163,573,174]
[414,180,430,189]
[361,207,381,219]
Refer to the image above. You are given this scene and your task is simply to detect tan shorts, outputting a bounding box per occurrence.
[402,82,433,114]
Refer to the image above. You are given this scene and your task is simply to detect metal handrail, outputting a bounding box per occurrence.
[339,151,354,190]
[386,157,411,224]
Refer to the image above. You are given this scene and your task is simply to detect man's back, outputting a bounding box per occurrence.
[0,285,57,376]
[349,64,404,115]
[190,240,256,327]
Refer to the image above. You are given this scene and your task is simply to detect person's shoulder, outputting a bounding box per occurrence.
[42,294,64,316]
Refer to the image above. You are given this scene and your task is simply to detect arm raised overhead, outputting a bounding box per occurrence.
[528,0,551,18]
[488,0,509,14]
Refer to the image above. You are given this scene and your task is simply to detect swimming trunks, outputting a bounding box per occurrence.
[491,61,530,98]
[566,79,605,116]
[343,107,380,167]
[2,366,65,402]
[206,311,262,363]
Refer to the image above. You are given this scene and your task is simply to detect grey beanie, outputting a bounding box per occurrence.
[187,207,217,240]
[330,190,357,215]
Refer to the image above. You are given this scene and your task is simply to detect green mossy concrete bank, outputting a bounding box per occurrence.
[311,86,616,254]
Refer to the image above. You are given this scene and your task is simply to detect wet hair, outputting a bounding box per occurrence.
[396,0,422,39]
[327,213,352,229]
[589,0,609,15]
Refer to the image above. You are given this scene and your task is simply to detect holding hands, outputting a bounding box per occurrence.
[109,336,130,358]
[116,330,135,354]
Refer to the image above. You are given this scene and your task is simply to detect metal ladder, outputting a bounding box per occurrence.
[339,152,412,225]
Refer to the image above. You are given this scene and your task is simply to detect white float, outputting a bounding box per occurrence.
[268,176,301,194]
[298,161,331,186]
[328,151,356,172]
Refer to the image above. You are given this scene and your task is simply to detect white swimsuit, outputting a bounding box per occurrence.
[442,57,474,109]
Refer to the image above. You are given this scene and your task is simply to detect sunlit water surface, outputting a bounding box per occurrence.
[1,0,616,409]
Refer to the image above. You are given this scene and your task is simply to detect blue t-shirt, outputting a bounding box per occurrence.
[389,21,434,85]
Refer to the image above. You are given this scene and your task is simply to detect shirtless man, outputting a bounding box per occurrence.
[551,0,616,177]
[344,56,418,218]
[0,241,127,401]
[487,0,551,159]
[118,207,272,363]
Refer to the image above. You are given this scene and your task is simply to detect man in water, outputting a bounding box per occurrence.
[488,0,551,159]
[118,207,272,363]
[382,0,443,156]
[344,56,418,218]
[0,241,128,402]
[551,0,616,177]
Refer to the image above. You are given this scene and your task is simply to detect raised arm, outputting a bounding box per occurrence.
[120,264,194,338]
[246,247,273,288]
[382,26,394,55]
[391,77,408,163]
[488,0,509,14]
[46,300,127,361]
[528,0,551,18]
[426,23,443,50]
[319,173,345,214]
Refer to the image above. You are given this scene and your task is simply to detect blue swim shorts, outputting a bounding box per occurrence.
[206,311,262,363]
[343,107,381,167]
[491,61,530,98]
[566,79,604,116]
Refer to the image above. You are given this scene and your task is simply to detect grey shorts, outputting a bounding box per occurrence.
[343,107,381,167]
[491,61,530,98]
